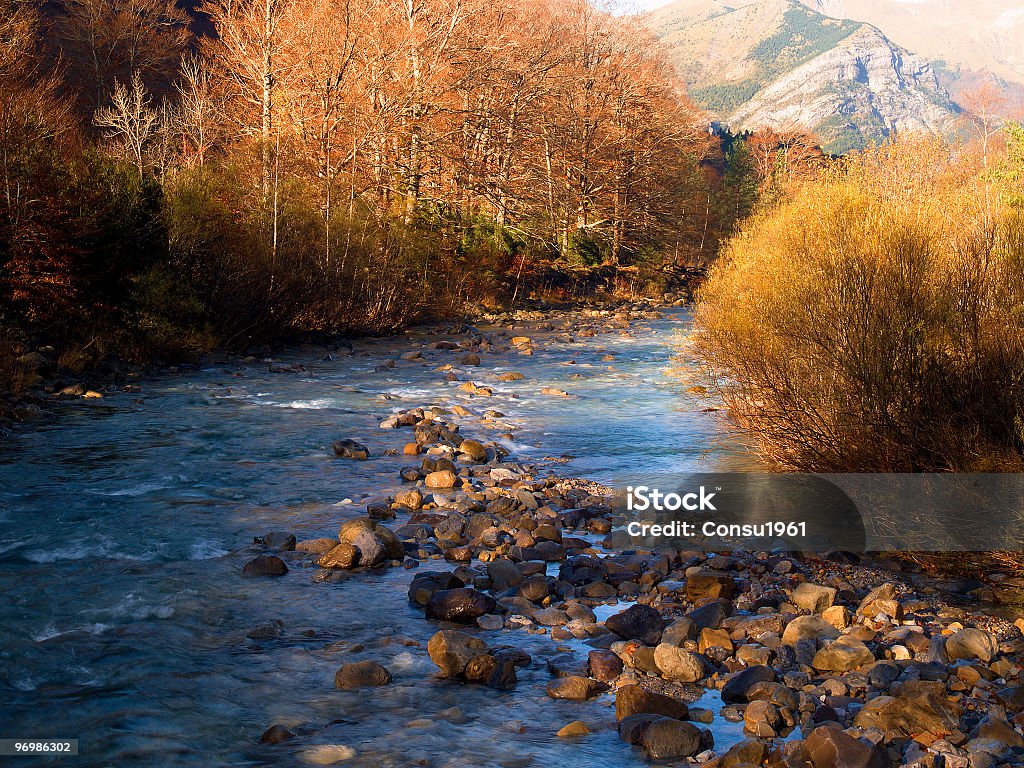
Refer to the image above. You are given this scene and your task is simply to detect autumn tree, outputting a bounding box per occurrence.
[56,0,191,111]
[201,0,297,196]
[95,72,160,179]
[0,1,76,320]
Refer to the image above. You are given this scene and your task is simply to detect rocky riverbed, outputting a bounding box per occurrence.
[238,313,1024,768]
[3,306,1024,767]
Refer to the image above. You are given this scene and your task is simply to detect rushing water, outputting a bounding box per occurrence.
[0,308,752,768]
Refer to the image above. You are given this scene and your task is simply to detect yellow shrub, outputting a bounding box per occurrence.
[693,138,1024,471]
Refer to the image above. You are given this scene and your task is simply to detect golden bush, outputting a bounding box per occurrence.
[693,137,1024,471]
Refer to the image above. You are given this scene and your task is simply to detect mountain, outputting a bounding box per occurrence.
[800,0,1024,87]
[645,0,963,153]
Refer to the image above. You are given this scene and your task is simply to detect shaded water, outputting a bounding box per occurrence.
[0,309,752,767]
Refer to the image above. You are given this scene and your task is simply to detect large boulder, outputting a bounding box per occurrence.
[458,439,488,462]
[261,531,296,551]
[687,599,732,631]
[427,629,489,677]
[615,684,689,720]
[606,603,664,645]
[653,644,707,683]
[425,470,457,488]
[425,587,497,623]
[334,660,392,689]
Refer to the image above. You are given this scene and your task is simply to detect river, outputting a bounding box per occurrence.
[0,308,753,767]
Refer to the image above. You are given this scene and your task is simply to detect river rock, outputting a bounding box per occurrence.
[464,653,517,689]
[813,637,876,672]
[588,649,624,682]
[546,676,609,700]
[698,627,733,654]
[409,571,463,606]
[333,439,369,460]
[606,604,664,645]
[296,537,337,554]
[781,614,841,645]
[686,570,737,601]
[349,529,388,566]
[518,574,551,602]
[426,587,497,623]
[259,724,296,744]
[687,599,731,631]
[618,714,708,760]
[425,470,457,488]
[615,684,689,720]
[857,583,903,620]
[428,630,489,677]
[556,721,590,737]
[853,681,963,744]
[946,628,999,663]
[653,644,707,683]
[747,681,799,711]
[806,723,885,768]
[533,607,569,626]
[487,558,523,590]
[720,665,777,704]
[394,488,423,510]
[721,739,769,767]
[335,660,392,689]
[261,531,296,551]
[242,555,288,577]
[458,439,487,462]
[421,455,457,473]
[319,542,359,569]
[744,700,782,737]
[662,617,697,646]
[791,582,837,613]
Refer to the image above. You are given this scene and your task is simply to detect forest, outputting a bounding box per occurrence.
[0,0,807,391]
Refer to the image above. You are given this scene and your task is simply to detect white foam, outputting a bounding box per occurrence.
[188,539,229,560]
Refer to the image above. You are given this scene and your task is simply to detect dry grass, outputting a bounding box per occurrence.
[693,137,1024,472]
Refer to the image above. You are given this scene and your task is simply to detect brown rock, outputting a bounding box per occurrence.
[615,684,689,720]
[318,542,359,569]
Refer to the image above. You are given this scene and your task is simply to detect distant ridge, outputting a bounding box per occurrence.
[646,0,963,153]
